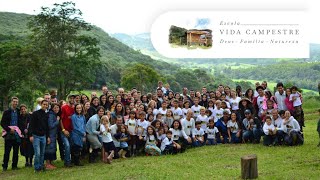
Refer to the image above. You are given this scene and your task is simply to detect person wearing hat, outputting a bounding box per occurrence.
[215,110,231,144]
[60,94,75,167]
[253,85,265,118]
[242,109,262,143]
[239,98,255,121]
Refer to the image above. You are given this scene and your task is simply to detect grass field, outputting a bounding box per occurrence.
[0,98,319,179]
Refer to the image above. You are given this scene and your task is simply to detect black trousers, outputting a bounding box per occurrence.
[2,139,20,169]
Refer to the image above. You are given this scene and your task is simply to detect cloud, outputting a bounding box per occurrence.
[195,18,210,29]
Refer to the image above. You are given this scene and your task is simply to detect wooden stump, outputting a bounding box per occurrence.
[241,154,258,179]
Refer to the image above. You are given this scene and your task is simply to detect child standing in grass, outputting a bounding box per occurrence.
[100,115,115,164]
[70,104,86,166]
[114,125,129,158]
[125,111,137,156]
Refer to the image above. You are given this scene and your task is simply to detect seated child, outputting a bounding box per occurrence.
[206,119,219,145]
[263,116,277,146]
[192,121,205,147]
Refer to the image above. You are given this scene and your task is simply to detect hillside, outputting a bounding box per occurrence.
[111,32,320,66]
[0,12,179,88]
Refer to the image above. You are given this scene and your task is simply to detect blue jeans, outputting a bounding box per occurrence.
[206,139,217,145]
[193,140,205,147]
[61,133,71,165]
[243,128,261,143]
[231,133,241,143]
[33,135,46,171]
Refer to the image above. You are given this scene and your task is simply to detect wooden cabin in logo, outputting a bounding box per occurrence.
[186,29,212,47]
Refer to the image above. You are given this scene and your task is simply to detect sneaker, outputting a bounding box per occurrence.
[12,167,19,170]
[25,162,30,167]
[2,167,7,172]
[64,163,73,168]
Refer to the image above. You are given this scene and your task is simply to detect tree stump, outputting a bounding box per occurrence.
[241,154,258,179]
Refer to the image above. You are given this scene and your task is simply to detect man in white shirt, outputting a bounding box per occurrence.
[275,82,287,111]
[110,115,123,159]
[271,109,285,145]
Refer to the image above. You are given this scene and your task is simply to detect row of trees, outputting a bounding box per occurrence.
[222,62,320,91]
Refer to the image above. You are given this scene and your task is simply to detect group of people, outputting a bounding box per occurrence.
[1,81,306,172]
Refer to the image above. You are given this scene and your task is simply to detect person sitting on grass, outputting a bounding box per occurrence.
[144,126,161,156]
[192,121,205,147]
[161,130,174,155]
[215,110,230,144]
[282,111,303,146]
[206,119,219,145]
[242,109,262,144]
[227,113,242,144]
[263,116,277,146]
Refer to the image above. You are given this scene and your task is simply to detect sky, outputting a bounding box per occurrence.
[0,0,319,43]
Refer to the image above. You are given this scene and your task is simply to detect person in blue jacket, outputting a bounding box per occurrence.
[71,104,86,166]
[215,110,230,144]
[44,103,60,170]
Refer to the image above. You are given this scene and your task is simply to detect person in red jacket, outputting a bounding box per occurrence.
[60,94,75,167]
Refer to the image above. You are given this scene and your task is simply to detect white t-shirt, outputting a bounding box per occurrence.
[273,117,283,130]
[164,117,174,128]
[169,128,188,140]
[206,127,219,139]
[289,93,302,107]
[181,118,195,136]
[263,123,276,135]
[213,108,224,122]
[100,125,113,143]
[196,115,209,131]
[192,128,205,141]
[160,137,173,151]
[110,124,120,147]
[227,120,240,133]
[171,107,183,120]
[257,96,264,114]
[229,97,241,111]
[153,109,159,118]
[157,108,167,123]
[125,118,137,135]
[136,120,149,137]
[182,108,189,118]
[191,105,201,118]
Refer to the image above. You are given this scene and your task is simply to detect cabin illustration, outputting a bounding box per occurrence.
[169,25,212,48]
[186,29,212,47]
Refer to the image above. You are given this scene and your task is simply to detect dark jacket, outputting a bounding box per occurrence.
[29,109,49,138]
[1,108,22,133]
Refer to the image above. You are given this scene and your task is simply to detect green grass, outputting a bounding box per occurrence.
[0,100,319,179]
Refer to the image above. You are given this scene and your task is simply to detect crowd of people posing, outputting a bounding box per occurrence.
[1,81,305,172]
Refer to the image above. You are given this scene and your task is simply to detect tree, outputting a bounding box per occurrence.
[28,1,100,100]
[0,39,41,110]
[174,69,201,90]
[121,63,162,93]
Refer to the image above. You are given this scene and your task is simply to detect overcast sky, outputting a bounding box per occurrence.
[0,0,319,43]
